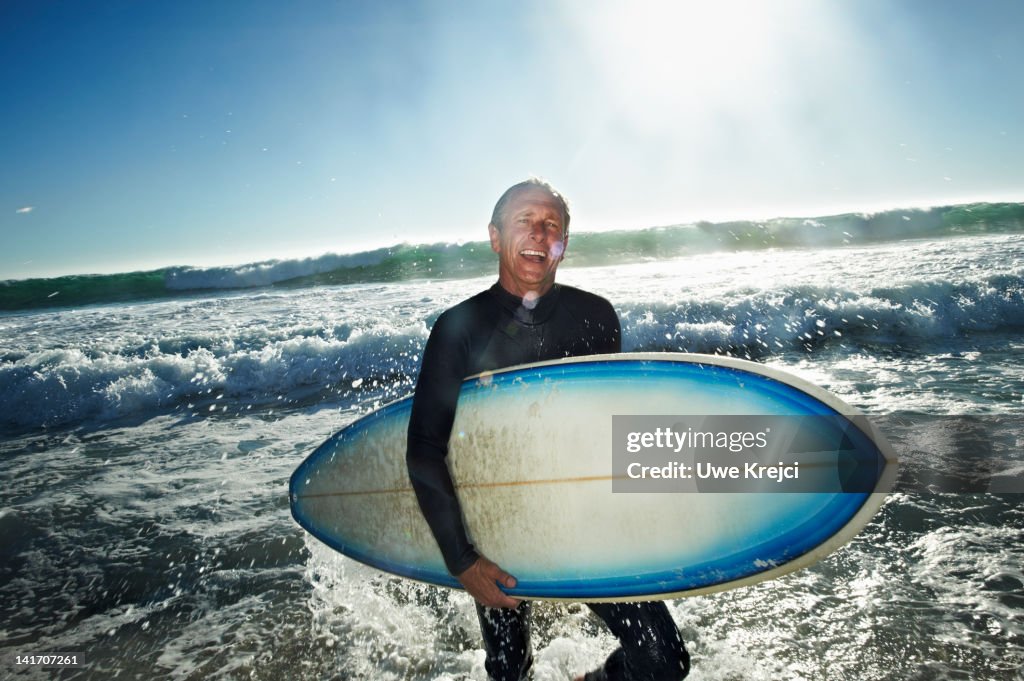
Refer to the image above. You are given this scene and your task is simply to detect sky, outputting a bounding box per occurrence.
[2,0,1023,280]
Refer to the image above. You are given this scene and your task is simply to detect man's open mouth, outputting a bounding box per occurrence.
[519,249,547,263]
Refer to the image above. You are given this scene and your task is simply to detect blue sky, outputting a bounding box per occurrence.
[2,0,1023,279]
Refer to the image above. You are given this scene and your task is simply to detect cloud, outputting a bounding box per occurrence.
[16,206,34,214]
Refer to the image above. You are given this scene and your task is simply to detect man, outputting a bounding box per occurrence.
[406,179,690,681]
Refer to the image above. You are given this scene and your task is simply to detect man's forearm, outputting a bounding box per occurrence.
[407,439,480,575]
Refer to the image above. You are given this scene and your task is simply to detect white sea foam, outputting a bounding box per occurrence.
[3,235,1024,432]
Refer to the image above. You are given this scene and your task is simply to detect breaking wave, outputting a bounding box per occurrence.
[3,202,1022,311]
[2,271,1022,433]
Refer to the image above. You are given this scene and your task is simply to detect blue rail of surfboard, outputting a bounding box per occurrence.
[291,357,884,599]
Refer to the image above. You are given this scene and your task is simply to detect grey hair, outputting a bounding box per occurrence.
[489,177,571,235]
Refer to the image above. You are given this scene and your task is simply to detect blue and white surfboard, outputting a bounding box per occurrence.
[290,353,896,601]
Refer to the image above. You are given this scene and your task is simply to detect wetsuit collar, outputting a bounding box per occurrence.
[489,282,561,325]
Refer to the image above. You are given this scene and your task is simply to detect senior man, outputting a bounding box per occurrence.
[406,178,690,681]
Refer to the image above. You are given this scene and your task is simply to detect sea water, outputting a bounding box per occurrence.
[1,209,1022,679]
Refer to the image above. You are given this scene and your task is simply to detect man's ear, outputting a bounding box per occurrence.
[488,223,501,253]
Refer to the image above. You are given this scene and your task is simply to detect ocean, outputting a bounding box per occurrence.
[1,203,1022,680]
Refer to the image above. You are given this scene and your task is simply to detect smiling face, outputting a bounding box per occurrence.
[488,186,569,300]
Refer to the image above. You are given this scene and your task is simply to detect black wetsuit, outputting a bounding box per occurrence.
[407,282,689,681]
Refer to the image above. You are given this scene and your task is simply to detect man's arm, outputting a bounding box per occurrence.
[406,309,520,607]
[406,310,479,574]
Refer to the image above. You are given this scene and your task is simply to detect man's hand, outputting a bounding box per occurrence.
[457,556,520,608]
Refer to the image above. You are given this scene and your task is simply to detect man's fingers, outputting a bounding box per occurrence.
[479,563,520,607]
[458,557,521,608]
[486,589,521,609]
[471,578,520,609]
[478,557,517,588]
[487,563,517,589]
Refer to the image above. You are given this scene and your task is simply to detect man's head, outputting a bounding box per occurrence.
[488,178,570,301]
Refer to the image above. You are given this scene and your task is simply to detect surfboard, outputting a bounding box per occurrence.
[290,353,896,601]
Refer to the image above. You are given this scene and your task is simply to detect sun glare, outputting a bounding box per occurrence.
[560,0,891,229]
[575,1,803,131]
